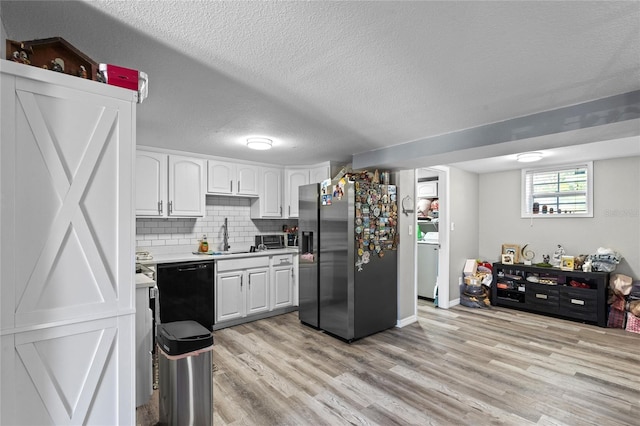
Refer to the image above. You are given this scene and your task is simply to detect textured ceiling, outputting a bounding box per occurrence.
[1,1,639,169]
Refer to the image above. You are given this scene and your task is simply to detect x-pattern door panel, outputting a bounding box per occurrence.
[1,65,134,425]
[11,80,131,327]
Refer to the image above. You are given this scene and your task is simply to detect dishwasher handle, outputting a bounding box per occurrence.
[173,263,212,273]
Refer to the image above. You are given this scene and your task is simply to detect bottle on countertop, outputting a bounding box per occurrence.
[199,235,209,253]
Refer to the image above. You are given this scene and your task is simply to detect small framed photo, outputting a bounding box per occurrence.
[501,244,520,264]
[501,254,514,265]
[561,256,575,271]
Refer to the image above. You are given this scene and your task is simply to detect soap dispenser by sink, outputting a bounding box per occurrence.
[199,235,209,253]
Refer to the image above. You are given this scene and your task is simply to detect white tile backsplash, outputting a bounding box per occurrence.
[136,196,295,254]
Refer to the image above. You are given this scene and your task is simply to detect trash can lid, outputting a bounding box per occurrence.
[157,320,213,356]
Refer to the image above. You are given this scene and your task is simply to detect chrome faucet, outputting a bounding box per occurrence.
[223,217,230,251]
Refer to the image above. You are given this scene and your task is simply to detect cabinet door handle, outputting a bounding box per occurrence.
[238,180,240,192]
[168,201,173,214]
[289,205,291,216]
[570,299,585,305]
[158,200,163,214]
[240,276,243,290]
[230,181,233,193]
[280,206,282,215]
[535,293,548,299]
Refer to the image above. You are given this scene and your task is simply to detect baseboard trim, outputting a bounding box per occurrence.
[396,315,417,328]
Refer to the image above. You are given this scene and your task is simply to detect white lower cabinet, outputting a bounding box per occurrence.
[246,269,270,315]
[215,257,270,324]
[216,271,244,322]
[271,254,294,310]
[215,253,298,327]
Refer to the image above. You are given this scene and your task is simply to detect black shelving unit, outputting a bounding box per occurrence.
[491,262,609,327]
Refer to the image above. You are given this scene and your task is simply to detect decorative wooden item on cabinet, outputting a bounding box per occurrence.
[6,37,99,80]
[491,263,609,327]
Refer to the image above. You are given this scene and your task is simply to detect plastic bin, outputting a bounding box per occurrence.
[157,320,214,426]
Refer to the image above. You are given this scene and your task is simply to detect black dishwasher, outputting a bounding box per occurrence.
[156,261,215,331]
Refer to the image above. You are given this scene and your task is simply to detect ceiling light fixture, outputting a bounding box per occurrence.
[516,152,543,163]
[246,137,273,150]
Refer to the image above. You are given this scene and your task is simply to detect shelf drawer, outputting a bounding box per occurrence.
[271,254,293,266]
[216,256,269,272]
[559,288,598,321]
[496,289,525,304]
[526,286,559,312]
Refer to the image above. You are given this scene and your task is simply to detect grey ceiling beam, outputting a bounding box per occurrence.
[353,90,640,171]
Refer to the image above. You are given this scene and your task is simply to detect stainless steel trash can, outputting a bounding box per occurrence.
[157,320,214,426]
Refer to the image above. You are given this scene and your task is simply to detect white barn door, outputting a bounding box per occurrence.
[1,61,135,425]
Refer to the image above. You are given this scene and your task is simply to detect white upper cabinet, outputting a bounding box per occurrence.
[417,181,438,198]
[284,168,309,218]
[251,167,283,218]
[136,150,205,217]
[283,162,331,218]
[207,160,259,196]
[207,160,235,194]
[136,151,167,216]
[236,164,259,196]
[310,163,331,183]
[168,155,206,216]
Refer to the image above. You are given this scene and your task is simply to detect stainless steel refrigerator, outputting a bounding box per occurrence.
[299,178,398,342]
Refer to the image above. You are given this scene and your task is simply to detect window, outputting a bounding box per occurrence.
[521,162,593,218]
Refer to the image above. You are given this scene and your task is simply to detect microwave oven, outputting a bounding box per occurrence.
[254,234,285,250]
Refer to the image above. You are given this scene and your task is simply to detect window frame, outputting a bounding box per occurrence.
[521,161,593,218]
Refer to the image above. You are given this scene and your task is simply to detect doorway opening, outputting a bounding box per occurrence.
[415,166,450,311]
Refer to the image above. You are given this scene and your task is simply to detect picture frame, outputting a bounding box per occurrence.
[561,255,575,271]
[501,254,514,265]
[501,244,520,264]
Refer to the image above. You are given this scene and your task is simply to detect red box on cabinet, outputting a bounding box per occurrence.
[99,63,139,90]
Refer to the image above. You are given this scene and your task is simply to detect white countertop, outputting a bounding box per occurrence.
[137,247,299,265]
[135,273,156,288]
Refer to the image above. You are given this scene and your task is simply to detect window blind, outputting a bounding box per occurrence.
[521,162,593,217]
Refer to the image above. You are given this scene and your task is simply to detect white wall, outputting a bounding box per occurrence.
[448,167,480,301]
[136,196,293,253]
[396,170,417,325]
[478,156,640,278]
[1,16,7,58]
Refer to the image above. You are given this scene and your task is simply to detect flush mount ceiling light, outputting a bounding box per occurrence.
[516,152,543,163]
[246,137,273,150]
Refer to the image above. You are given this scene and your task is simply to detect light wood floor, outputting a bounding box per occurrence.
[137,301,640,425]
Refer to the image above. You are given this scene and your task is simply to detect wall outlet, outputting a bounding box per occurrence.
[408,225,413,236]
